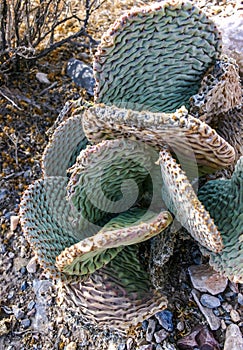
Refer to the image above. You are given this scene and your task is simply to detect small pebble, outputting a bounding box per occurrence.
[26,257,37,273]
[126,338,134,350]
[177,321,185,332]
[238,293,243,306]
[21,318,31,328]
[8,252,15,259]
[142,320,149,330]
[20,266,27,275]
[154,329,169,343]
[230,309,240,323]
[27,300,36,311]
[146,319,156,342]
[10,215,19,231]
[65,342,77,350]
[155,310,174,332]
[21,281,28,291]
[0,244,6,254]
[7,291,14,299]
[118,344,126,350]
[200,294,221,308]
[12,307,25,320]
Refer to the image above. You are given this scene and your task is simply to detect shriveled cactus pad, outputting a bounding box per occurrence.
[94,0,222,113]
[159,148,223,253]
[83,104,236,172]
[198,156,243,283]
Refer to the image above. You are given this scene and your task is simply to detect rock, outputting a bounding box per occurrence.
[27,300,36,311]
[177,325,220,350]
[196,326,220,349]
[66,58,95,95]
[10,215,19,231]
[146,318,156,342]
[137,345,153,350]
[224,324,243,350]
[214,13,243,77]
[126,338,134,350]
[154,329,169,343]
[0,317,12,336]
[12,306,25,320]
[118,344,126,350]
[21,281,28,291]
[200,294,221,308]
[65,342,77,350]
[13,257,28,272]
[238,293,243,306]
[188,264,228,295]
[176,321,185,332]
[230,309,240,323]
[155,310,174,332]
[191,289,221,330]
[36,72,51,84]
[26,256,37,273]
[21,318,31,328]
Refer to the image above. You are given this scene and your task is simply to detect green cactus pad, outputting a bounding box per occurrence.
[94,1,222,113]
[83,104,235,172]
[159,147,223,253]
[67,138,163,224]
[59,245,168,331]
[19,177,81,277]
[198,156,243,283]
[42,113,89,177]
[56,208,172,276]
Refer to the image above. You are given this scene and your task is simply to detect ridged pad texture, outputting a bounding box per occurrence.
[43,114,89,177]
[159,148,223,253]
[94,0,222,113]
[67,138,162,224]
[83,104,235,171]
[198,156,243,283]
[58,245,168,331]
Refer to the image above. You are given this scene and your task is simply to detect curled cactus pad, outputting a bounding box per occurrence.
[198,156,243,283]
[83,104,235,172]
[94,0,222,113]
[20,136,173,329]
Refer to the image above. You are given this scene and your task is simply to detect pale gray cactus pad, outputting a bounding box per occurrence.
[94,0,222,113]
[198,156,243,283]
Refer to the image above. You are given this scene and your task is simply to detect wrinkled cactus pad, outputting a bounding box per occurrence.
[198,156,243,283]
[59,245,168,331]
[56,208,172,276]
[94,0,222,113]
[83,104,235,172]
[159,147,223,253]
[67,138,163,224]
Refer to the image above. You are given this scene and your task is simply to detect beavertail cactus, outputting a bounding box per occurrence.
[19,0,242,332]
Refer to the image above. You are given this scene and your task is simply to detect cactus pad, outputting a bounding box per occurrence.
[94,1,222,113]
[198,156,243,283]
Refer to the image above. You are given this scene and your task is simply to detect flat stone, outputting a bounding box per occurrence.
[200,294,221,308]
[224,324,243,350]
[191,289,221,330]
[188,264,228,295]
[21,318,31,328]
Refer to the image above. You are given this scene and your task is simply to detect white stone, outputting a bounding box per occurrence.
[224,324,243,350]
[10,215,19,231]
[65,342,77,350]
